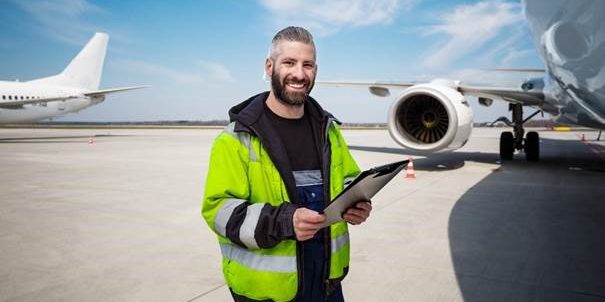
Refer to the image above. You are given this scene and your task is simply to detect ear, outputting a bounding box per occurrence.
[264,58,273,77]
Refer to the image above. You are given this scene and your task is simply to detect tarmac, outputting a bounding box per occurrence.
[1,127,604,302]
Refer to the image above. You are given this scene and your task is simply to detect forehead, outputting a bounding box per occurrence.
[274,41,316,62]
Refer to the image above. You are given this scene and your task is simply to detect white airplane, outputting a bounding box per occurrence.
[0,33,146,123]
[320,0,605,161]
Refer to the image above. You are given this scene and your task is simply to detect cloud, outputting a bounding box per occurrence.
[114,60,234,85]
[473,26,526,66]
[195,61,235,82]
[118,60,204,85]
[11,0,104,45]
[500,48,534,66]
[421,0,523,70]
[259,0,414,36]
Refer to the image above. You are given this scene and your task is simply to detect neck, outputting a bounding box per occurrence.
[266,91,304,119]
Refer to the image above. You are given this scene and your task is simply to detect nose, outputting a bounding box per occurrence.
[291,64,305,80]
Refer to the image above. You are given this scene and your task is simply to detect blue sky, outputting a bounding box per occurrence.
[0,0,544,122]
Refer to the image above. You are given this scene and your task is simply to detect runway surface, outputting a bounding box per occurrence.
[1,127,604,302]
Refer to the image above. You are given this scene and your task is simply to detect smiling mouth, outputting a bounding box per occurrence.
[287,82,305,90]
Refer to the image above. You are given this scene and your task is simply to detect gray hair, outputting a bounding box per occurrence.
[268,26,316,60]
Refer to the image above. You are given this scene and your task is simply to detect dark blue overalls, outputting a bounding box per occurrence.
[293,170,344,302]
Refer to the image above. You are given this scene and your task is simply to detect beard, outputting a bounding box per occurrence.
[271,68,315,107]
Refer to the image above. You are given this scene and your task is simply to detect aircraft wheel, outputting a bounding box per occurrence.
[500,131,514,160]
[525,131,540,162]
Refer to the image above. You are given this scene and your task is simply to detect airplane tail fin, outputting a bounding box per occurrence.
[29,33,108,90]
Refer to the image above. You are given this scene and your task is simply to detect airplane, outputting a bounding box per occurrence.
[0,33,146,123]
[319,0,605,162]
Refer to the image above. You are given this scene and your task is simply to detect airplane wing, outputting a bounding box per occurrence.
[318,79,546,106]
[83,85,149,97]
[0,85,149,108]
[317,80,416,89]
[486,68,545,73]
[317,80,417,97]
[457,84,545,106]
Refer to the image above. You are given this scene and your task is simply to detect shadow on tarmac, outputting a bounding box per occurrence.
[352,138,605,301]
[349,138,605,172]
[349,145,498,171]
[448,139,605,301]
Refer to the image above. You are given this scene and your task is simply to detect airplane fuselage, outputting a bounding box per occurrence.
[525,0,605,129]
[0,81,100,123]
[0,33,144,123]
[540,73,605,129]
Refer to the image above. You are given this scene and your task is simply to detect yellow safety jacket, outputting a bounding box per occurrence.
[202,92,360,301]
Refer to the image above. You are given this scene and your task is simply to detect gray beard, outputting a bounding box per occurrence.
[271,72,313,107]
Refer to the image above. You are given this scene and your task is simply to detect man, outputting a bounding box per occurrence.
[202,26,372,302]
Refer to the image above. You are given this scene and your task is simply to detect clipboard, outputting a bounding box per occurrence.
[320,160,409,227]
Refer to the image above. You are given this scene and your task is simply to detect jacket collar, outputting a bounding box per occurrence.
[228,91,337,133]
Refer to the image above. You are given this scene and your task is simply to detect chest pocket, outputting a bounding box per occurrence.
[293,170,324,212]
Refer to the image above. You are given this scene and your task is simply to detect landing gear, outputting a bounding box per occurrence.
[498,104,542,161]
[525,131,540,161]
[500,132,514,160]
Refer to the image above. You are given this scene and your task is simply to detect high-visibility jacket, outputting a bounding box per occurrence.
[202,92,360,301]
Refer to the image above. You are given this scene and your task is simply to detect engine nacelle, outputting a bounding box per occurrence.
[387,80,474,152]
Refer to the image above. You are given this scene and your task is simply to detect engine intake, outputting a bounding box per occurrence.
[388,81,474,152]
[397,94,449,144]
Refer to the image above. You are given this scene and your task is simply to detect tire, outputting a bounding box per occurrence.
[525,131,540,161]
[500,131,514,160]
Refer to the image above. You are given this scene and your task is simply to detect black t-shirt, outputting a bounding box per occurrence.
[265,104,320,171]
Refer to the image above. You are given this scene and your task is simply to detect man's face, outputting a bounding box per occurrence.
[266,41,317,106]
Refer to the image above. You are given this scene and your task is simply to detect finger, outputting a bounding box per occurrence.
[299,235,313,241]
[347,213,366,223]
[296,223,322,232]
[296,208,326,222]
[344,211,368,223]
[296,230,317,241]
[356,202,372,211]
[346,208,369,219]
[297,221,323,230]
[345,208,362,216]
[294,210,324,226]
[342,214,362,225]
[302,213,326,223]
[296,233,311,241]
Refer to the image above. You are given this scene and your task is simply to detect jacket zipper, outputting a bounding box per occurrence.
[322,118,334,299]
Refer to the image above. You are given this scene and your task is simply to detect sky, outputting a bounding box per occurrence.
[0,0,545,123]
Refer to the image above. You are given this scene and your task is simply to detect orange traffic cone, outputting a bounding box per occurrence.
[405,156,416,179]
[581,134,586,142]
[88,136,94,144]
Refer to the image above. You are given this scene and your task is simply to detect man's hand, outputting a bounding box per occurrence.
[343,201,372,225]
[293,208,326,241]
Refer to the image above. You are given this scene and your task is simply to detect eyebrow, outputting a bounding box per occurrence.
[280,57,316,64]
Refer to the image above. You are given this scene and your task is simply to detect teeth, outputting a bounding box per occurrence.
[288,83,304,89]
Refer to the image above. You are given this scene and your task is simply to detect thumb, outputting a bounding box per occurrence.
[306,212,326,223]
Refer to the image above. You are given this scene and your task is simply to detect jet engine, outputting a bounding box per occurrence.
[387,80,474,152]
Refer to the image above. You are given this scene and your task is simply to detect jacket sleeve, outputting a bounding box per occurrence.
[202,132,298,250]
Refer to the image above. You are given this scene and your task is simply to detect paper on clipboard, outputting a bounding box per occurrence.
[320,160,408,227]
